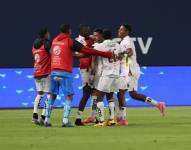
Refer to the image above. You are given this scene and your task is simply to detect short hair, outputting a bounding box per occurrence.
[122,24,132,32]
[103,29,112,39]
[38,28,48,38]
[60,24,71,33]
[79,24,89,30]
[93,28,103,34]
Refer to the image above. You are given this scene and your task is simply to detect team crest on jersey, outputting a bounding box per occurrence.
[34,54,40,63]
[53,46,62,55]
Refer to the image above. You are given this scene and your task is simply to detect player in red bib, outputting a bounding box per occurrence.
[32,28,51,124]
[44,24,113,127]
[75,24,97,126]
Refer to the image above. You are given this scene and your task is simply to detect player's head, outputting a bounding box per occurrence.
[79,24,90,38]
[103,29,112,40]
[118,24,132,39]
[93,28,103,43]
[60,24,72,35]
[38,28,50,40]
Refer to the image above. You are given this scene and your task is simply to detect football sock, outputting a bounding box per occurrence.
[90,96,97,118]
[76,111,83,119]
[97,101,104,122]
[63,99,72,124]
[33,94,43,114]
[120,107,127,120]
[41,95,49,116]
[145,97,159,106]
[108,101,115,120]
[45,97,55,124]
[114,99,120,117]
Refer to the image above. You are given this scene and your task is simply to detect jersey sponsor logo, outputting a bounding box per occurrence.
[34,54,40,63]
[53,46,62,56]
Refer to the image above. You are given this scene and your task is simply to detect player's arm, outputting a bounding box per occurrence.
[44,40,52,53]
[73,52,91,58]
[71,40,113,58]
[118,48,133,57]
[125,48,133,57]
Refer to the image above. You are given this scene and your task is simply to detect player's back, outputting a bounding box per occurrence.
[51,33,74,73]
[97,40,121,77]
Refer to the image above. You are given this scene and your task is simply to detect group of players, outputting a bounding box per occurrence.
[32,23,166,127]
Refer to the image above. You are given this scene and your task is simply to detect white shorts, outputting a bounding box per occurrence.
[35,75,50,93]
[96,76,119,93]
[118,76,130,90]
[128,74,140,91]
[80,69,92,87]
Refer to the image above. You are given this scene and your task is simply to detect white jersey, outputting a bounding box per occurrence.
[95,40,121,77]
[75,35,87,46]
[120,36,140,77]
[93,43,103,76]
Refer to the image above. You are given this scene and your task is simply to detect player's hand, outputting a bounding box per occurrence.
[127,48,133,57]
[117,52,125,60]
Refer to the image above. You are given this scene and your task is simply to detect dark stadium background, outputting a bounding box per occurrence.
[0,0,190,68]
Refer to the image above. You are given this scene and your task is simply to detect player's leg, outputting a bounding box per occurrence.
[82,75,100,124]
[62,76,75,127]
[94,90,106,127]
[106,92,116,126]
[75,70,92,125]
[32,78,44,124]
[94,76,112,127]
[39,76,51,124]
[117,89,128,123]
[80,88,97,124]
[89,89,97,119]
[75,84,92,125]
[62,95,74,127]
[116,76,128,126]
[44,75,58,127]
[128,75,166,116]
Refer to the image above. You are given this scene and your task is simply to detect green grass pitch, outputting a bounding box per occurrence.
[0,107,191,150]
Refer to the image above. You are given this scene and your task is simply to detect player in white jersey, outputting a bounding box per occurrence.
[117,24,166,126]
[81,28,104,124]
[94,29,121,127]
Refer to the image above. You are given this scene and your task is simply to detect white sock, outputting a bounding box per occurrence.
[97,101,104,122]
[33,94,43,114]
[145,97,159,106]
[76,111,83,119]
[90,96,97,118]
[108,101,115,120]
[114,98,120,117]
[120,107,127,120]
[63,118,68,124]
[41,97,48,116]
[45,117,50,124]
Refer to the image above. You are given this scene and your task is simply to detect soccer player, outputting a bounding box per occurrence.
[32,28,51,124]
[44,24,113,127]
[93,29,121,127]
[81,28,104,124]
[82,28,118,125]
[75,24,95,126]
[117,24,166,126]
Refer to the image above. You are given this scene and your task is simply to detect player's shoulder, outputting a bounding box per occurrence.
[120,36,131,46]
[94,43,104,50]
[123,36,131,42]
